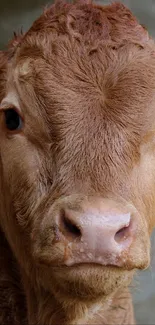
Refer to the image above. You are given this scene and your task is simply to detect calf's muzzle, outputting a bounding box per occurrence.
[43,199,138,267]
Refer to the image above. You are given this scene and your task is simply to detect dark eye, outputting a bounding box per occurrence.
[4,109,23,131]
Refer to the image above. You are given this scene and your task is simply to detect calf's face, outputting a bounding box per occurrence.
[0,1,155,304]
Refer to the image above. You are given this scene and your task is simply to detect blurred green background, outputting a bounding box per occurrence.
[0,1,155,324]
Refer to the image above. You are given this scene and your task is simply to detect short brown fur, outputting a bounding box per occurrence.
[0,1,155,324]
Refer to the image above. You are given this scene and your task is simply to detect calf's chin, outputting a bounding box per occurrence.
[39,265,134,300]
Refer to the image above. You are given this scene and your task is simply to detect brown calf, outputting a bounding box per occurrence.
[0,1,155,324]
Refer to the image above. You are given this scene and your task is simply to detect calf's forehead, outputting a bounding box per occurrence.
[11,40,155,137]
[3,0,155,129]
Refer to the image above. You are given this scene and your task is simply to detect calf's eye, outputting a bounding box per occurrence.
[4,109,23,131]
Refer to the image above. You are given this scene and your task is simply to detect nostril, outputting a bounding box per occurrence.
[60,210,82,240]
[63,216,81,237]
[114,225,130,243]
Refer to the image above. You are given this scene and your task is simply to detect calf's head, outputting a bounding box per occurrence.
[0,0,155,305]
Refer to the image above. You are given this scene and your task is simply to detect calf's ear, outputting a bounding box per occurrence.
[0,51,8,102]
[0,30,24,101]
[7,30,24,57]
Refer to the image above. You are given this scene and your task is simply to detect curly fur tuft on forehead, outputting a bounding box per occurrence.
[10,0,150,56]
